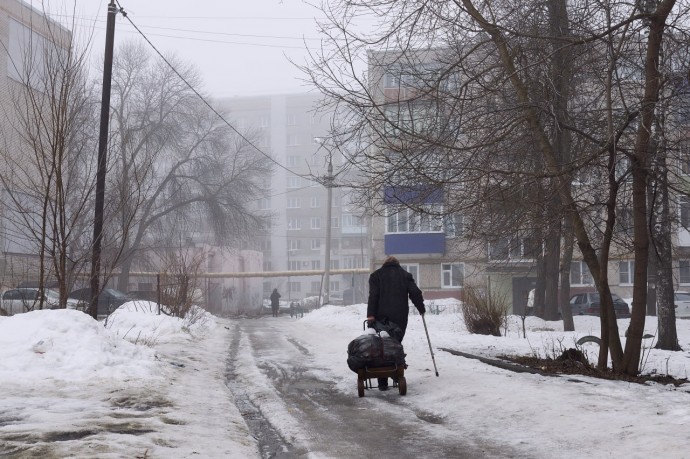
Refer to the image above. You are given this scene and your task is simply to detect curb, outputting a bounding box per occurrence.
[438,347,592,383]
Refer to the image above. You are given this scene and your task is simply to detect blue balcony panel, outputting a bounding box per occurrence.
[383,185,443,205]
[385,233,445,255]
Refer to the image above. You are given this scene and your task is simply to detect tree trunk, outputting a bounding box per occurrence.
[560,219,575,331]
[544,0,569,323]
[623,1,676,375]
[117,251,134,293]
[544,227,561,321]
[533,232,546,318]
[653,153,681,350]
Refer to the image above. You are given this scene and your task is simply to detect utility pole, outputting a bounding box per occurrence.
[287,248,292,303]
[89,0,117,320]
[324,157,333,305]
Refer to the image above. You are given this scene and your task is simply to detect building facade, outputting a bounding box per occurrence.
[0,0,72,288]
[218,93,369,304]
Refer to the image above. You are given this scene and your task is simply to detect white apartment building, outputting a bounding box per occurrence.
[218,93,369,304]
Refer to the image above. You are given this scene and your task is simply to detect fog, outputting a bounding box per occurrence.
[51,0,335,97]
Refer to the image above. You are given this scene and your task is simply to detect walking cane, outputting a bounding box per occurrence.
[422,314,439,377]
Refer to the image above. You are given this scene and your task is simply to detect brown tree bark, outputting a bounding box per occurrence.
[623,0,676,375]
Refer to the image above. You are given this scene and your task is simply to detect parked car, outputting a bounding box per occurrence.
[674,292,690,318]
[569,292,631,317]
[0,288,80,316]
[67,287,128,317]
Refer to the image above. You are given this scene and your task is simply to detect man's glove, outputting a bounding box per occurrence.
[419,304,426,315]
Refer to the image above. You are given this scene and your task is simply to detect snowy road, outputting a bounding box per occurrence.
[5,303,690,458]
[225,318,520,459]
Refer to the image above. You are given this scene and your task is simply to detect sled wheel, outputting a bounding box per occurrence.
[357,377,365,397]
[398,376,407,395]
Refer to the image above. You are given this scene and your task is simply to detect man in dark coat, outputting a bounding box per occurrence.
[366,256,426,390]
[270,288,281,317]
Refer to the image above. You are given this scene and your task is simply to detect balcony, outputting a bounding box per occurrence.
[385,233,444,255]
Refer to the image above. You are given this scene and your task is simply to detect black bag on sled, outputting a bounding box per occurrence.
[347,332,406,373]
[369,318,404,342]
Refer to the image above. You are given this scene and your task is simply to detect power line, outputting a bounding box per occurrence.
[52,14,323,42]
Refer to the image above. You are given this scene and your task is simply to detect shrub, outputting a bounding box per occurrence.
[461,284,509,336]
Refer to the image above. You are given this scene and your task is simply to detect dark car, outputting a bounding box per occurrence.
[569,292,631,318]
[68,287,128,317]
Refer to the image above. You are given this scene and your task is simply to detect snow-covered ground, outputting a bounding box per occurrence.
[1,299,690,458]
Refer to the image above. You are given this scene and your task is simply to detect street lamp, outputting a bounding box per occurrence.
[314,136,336,306]
[324,157,333,305]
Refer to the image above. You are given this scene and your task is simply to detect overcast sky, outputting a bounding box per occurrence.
[48,0,339,98]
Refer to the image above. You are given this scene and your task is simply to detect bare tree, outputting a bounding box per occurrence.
[305,0,686,374]
[0,7,98,307]
[106,42,271,292]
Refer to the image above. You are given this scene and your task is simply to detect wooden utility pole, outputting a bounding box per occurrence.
[89,0,117,319]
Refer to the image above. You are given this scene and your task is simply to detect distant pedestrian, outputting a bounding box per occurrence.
[290,300,303,318]
[270,288,281,317]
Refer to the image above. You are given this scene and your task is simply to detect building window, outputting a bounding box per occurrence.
[387,205,444,233]
[341,214,362,228]
[680,260,690,284]
[258,197,271,210]
[288,218,301,230]
[311,196,320,208]
[383,103,436,136]
[681,141,690,175]
[287,197,301,209]
[330,281,340,292]
[489,237,539,261]
[571,261,594,286]
[330,260,340,269]
[619,260,634,285]
[444,214,464,238]
[289,282,301,293]
[441,263,463,288]
[287,155,300,167]
[288,134,300,146]
[400,263,419,283]
[311,217,321,230]
[288,260,300,271]
[311,259,321,269]
[384,72,401,88]
[287,176,301,189]
[311,239,321,250]
[259,115,269,128]
[287,114,297,126]
[263,261,272,272]
[616,207,634,236]
[288,239,301,251]
[343,256,366,269]
[681,196,690,228]
[331,216,340,228]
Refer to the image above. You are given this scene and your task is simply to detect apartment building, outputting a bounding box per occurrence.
[218,93,369,304]
[0,1,72,285]
[366,46,690,315]
[367,49,469,303]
